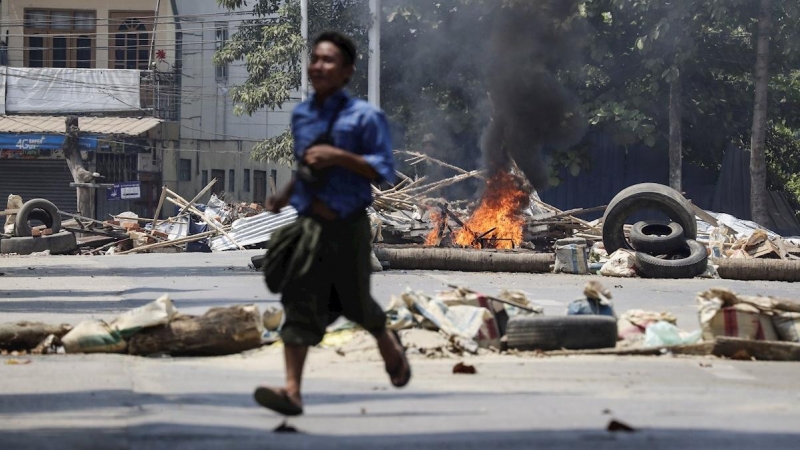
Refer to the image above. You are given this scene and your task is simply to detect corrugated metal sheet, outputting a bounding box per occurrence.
[210,207,298,252]
[0,159,77,213]
[0,116,162,136]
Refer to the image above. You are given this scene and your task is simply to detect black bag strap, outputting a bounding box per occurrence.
[323,96,349,142]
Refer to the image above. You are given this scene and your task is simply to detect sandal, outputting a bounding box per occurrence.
[387,330,412,388]
[253,386,304,416]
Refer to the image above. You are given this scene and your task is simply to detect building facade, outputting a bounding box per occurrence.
[167,0,294,206]
[0,0,293,220]
[0,1,180,219]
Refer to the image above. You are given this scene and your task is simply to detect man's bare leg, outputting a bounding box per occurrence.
[253,344,307,415]
[284,344,309,405]
[376,330,410,387]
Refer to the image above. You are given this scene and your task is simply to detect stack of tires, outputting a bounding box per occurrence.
[0,199,77,255]
[629,220,708,279]
[602,183,707,279]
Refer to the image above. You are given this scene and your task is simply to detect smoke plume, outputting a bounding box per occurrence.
[383,1,586,195]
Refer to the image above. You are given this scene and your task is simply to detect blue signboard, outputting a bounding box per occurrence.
[106,181,142,201]
[0,133,98,151]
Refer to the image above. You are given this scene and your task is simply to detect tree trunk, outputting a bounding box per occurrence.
[373,247,555,272]
[668,69,683,192]
[0,322,73,351]
[127,305,264,356]
[713,337,800,362]
[750,0,772,226]
[62,116,95,218]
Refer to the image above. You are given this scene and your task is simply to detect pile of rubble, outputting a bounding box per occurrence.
[3,283,799,363]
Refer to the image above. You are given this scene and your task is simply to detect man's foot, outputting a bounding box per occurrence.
[385,330,412,388]
[253,386,304,416]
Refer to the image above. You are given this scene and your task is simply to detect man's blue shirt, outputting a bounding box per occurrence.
[289,90,395,218]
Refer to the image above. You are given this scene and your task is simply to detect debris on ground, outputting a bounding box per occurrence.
[452,362,477,374]
[607,419,636,433]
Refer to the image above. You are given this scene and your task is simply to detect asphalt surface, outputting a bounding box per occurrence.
[1,251,799,449]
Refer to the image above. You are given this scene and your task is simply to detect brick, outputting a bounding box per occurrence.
[41,228,53,236]
[31,228,41,237]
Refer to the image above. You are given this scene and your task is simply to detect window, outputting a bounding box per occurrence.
[215,24,229,82]
[211,169,225,195]
[24,9,96,68]
[229,169,236,192]
[201,170,209,187]
[109,12,154,70]
[270,169,278,195]
[179,159,192,181]
[243,169,250,192]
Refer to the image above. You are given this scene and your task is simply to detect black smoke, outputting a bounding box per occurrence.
[382,1,586,195]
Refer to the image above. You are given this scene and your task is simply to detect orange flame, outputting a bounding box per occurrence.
[454,171,529,249]
[425,209,445,246]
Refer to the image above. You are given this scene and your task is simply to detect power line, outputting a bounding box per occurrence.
[0,9,261,28]
[0,114,292,157]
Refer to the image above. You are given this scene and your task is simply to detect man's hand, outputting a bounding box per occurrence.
[303,145,380,181]
[264,194,289,214]
[303,145,343,170]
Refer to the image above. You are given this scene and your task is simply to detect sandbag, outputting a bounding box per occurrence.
[553,238,588,274]
[600,249,637,278]
[110,294,178,338]
[773,312,800,343]
[62,320,127,354]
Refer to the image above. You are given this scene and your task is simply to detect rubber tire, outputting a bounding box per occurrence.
[0,231,77,255]
[506,315,618,351]
[634,239,708,279]
[629,220,685,254]
[602,183,696,253]
[14,199,61,237]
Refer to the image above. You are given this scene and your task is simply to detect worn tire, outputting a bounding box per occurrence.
[634,239,708,279]
[14,199,61,237]
[602,183,696,253]
[506,315,618,351]
[629,221,685,254]
[0,231,77,255]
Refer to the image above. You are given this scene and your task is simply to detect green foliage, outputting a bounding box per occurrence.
[215,0,371,165]
[219,0,800,206]
[251,128,295,167]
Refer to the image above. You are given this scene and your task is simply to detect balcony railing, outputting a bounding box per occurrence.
[140,71,179,122]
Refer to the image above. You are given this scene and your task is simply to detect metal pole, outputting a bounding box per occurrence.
[148,0,162,69]
[368,0,381,107]
[300,0,309,101]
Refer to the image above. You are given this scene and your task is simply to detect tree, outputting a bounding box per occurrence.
[749,0,772,226]
[215,0,371,165]
[62,116,95,218]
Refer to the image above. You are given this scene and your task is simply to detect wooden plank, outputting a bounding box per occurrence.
[690,202,719,227]
[542,342,715,357]
[0,209,19,217]
[175,178,218,218]
[150,185,168,231]
[712,337,800,361]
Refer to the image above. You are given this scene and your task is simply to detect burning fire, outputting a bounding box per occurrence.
[454,171,529,249]
[425,209,445,246]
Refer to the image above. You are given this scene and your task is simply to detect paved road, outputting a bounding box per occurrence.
[1,251,799,449]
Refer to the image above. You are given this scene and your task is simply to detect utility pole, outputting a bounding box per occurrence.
[148,0,162,69]
[368,0,381,107]
[300,0,309,101]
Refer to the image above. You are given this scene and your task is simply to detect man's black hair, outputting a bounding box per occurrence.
[313,30,357,66]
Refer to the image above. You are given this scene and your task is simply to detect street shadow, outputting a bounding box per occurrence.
[0,298,279,313]
[0,287,202,299]
[0,389,498,415]
[0,265,259,279]
[0,424,797,450]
